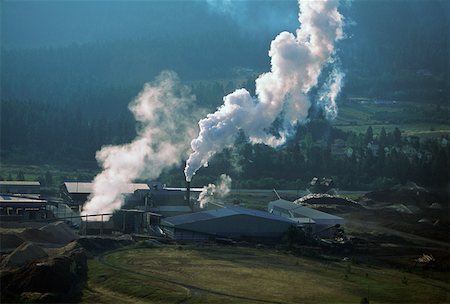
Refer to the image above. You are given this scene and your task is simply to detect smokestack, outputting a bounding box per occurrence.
[186,181,191,208]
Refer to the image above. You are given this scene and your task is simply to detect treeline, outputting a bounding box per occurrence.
[2,98,449,189]
[168,121,450,190]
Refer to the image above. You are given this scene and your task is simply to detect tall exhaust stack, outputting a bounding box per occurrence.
[184,161,191,209]
[186,181,191,208]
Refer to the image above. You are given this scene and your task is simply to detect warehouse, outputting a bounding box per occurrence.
[161,206,298,241]
[268,199,344,232]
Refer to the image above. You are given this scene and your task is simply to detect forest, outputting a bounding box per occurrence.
[2,95,449,190]
[1,0,449,190]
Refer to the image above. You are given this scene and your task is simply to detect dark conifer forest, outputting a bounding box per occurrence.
[1,0,449,189]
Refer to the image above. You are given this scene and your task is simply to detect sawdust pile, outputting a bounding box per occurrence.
[1,242,48,267]
[0,233,25,253]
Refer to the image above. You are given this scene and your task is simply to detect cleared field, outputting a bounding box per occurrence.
[336,123,450,137]
[83,245,449,304]
[335,101,450,137]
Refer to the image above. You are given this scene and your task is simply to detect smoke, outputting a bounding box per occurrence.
[82,71,196,218]
[197,174,232,209]
[318,65,344,120]
[185,0,345,181]
[205,0,298,37]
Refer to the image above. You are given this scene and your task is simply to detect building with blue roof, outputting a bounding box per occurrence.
[161,206,301,241]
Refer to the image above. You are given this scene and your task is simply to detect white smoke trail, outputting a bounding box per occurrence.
[185,0,345,181]
[197,174,232,209]
[82,71,196,219]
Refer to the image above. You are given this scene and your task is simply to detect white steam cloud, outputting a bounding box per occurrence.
[185,0,345,181]
[318,66,344,120]
[82,71,196,218]
[197,174,232,209]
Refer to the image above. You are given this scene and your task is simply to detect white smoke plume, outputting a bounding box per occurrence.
[318,66,344,120]
[82,71,196,219]
[197,174,232,209]
[185,0,345,181]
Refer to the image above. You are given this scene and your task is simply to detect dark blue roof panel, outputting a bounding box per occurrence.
[162,206,295,226]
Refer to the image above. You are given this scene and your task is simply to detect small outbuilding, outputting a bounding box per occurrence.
[161,206,297,241]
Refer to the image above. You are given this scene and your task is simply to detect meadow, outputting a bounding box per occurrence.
[82,245,449,304]
[335,100,449,137]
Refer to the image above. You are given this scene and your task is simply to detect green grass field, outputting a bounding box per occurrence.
[335,101,450,137]
[82,245,449,304]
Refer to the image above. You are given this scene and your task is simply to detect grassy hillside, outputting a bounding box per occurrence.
[82,245,449,303]
[335,100,449,137]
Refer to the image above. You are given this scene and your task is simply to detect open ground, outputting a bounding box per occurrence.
[82,245,449,304]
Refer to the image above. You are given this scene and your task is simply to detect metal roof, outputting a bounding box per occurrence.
[0,181,40,186]
[164,187,203,192]
[268,199,343,221]
[0,195,46,203]
[290,217,316,224]
[63,182,149,194]
[0,195,46,208]
[151,206,192,212]
[163,206,296,227]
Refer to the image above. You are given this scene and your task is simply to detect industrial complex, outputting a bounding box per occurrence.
[1,179,347,243]
[1,178,449,304]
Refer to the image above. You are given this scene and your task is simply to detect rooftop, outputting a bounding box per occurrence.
[63,182,149,194]
[0,195,46,204]
[0,181,40,186]
[268,199,343,221]
[163,206,296,227]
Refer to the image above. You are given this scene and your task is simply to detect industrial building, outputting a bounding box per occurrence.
[268,199,344,233]
[62,181,198,217]
[0,195,47,220]
[80,220,114,235]
[61,182,150,210]
[0,181,41,195]
[161,206,298,241]
[140,185,201,217]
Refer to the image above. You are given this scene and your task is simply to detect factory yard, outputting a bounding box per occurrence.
[83,245,449,304]
[1,180,449,303]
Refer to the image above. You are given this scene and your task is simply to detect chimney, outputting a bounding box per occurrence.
[186,181,191,208]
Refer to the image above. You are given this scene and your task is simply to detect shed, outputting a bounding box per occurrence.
[161,206,297,241]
